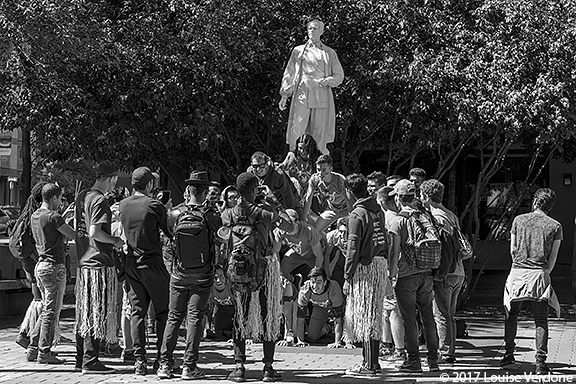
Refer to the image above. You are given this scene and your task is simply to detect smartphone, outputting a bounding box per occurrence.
[158,190,171,205]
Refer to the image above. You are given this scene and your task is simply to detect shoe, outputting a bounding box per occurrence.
[182,365,205,380]
[157,362,174,379]
[499,353,516,368]
[152,359,160,372]
[379,346,395,357]
[345,363,376,376]
[227,366,246,382]
[135,358,147,375]
[101,342,122,357]
[37,351,65,364]
[82,361,116,374]
[25,348,38,362]
[385,349,407,361]
[443,356,456,364]
[535,363,551,375]
[373,363,382,373]
[263,365,283,382]
[121,349,136,363]
[398,359,423,373]
[15,334,30,349]
[428,360,440,372]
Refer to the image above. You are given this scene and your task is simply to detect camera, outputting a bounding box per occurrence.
[158,190,171,205]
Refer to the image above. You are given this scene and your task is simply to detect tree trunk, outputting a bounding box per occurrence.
[447,166,456,212]
[20,126,32,208]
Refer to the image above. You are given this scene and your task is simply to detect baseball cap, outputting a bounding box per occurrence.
[389,179,415,196]
[131,166,158,189]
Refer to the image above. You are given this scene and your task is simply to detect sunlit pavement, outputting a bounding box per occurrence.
[1,304,576,383]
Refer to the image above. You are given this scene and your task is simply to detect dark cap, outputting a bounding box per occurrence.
[131,167,159,189]
[389,179,416,196]
[95,161,118,178]
[185,171,218,186]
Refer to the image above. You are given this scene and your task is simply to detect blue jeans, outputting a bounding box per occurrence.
[395,273,439,362]
[505,300,548,363]
[160,270,212,367]
[433,275,464,356]
[30,261,66,353]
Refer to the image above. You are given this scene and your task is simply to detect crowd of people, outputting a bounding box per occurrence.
[10,133,561,380]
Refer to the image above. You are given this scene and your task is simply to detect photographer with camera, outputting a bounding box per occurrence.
[248,151,300,214]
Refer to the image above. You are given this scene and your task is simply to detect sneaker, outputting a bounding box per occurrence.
[15,334,30,349]
[428,360,440,372]
[74,362,82,372]
[345,363,376,376]
[182,365,205,380]
[499,353,516,368]
[379,346,395,357]
[37,351,65,365]
[227,366,246,382]
[82,361,116,374]
[373,363,382,373]
[25,348,38,362]
[135,358,147,375]
[262,365,283,382]
[121,349,136,363]
[157,362,174,379]
[398,359,423,373]
[535,363,551,375]
[385,349,407,361]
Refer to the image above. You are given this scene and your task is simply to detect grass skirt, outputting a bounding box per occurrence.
[233,254,283,342]
[344,257,391,343]
[19,299,42,336]
[75,266,118,343]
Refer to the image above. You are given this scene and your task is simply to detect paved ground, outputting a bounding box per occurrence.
[1,305,576,383]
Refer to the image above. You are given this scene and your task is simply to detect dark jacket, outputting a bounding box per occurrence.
[344,196,386,281]
[248,164,298,210]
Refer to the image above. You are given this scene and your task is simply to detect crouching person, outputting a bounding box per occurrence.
[295,267,344,348]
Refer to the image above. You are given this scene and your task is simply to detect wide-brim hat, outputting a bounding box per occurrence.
[185,170,218,186]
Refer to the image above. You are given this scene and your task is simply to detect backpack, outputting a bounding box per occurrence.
[173,209,212,271]
[432,220,461,280]
[8,219,36,260]
[225,209,267,293]
[400,210,442,270]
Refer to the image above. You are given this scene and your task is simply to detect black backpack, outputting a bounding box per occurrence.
[8,219,36,260]
[432,212,462,280]
[173,209,212,271]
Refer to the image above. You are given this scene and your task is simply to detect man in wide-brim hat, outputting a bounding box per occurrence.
[157,170,222,380]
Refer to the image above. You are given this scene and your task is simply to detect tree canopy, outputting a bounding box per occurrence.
[1,0,575,209]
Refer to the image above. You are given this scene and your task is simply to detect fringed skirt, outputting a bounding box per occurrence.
[344,257,391,343]
[19,299,42,336]
[233,254,283,342]
[75,266,118,343]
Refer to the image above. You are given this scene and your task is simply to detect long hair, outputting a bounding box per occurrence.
[11,182,46,236]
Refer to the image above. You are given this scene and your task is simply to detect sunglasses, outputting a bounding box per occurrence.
[252,163,267,170]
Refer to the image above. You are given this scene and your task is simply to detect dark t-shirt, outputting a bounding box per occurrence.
[75,189,114,268]
[511,211,563,269]
[30,208,67,264]
[273,223,322,263]
[120,194,170,269]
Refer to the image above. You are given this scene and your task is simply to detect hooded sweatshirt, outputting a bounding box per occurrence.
[344,195,387,281]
